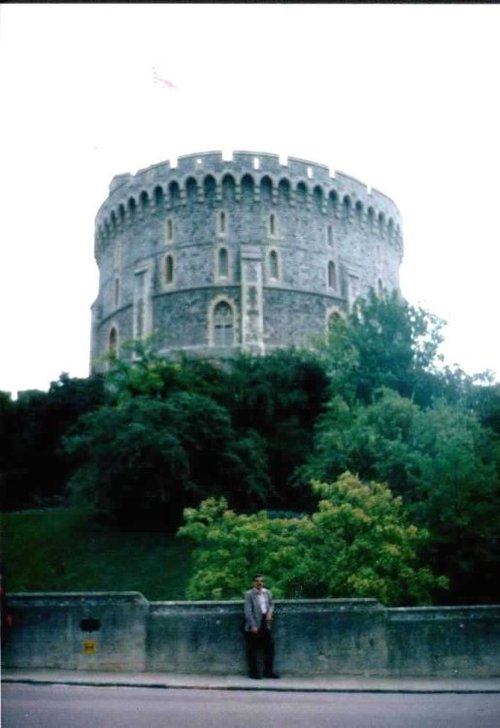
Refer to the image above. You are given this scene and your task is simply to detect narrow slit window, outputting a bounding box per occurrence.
[218,247,229,277]
[109,327,118,356]
[166,218,173,242]
[269,250,279,280]
[270,213,276,236]
[328,261,337,290]
[165,255,174,284]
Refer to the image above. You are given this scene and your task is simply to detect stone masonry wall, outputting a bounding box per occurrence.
[90,151,403,369]
[4,594,499,678]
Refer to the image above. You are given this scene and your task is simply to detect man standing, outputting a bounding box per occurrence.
[243,574,280,679]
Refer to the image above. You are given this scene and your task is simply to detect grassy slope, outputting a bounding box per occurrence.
[0,509,193,601]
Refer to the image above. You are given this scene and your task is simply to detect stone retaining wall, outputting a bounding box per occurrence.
[3,594,499,677]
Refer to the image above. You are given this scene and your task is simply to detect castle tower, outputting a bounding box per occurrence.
[90,151,403,368]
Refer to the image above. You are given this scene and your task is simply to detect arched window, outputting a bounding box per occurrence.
[328,261,337,290]
[296,182,307,205]
[327,311,341,331]
[327,225,333,245]
[168,181,181,207]
[218,247,229,278]
[109,327,118,357]
[114,277,120,308]
[186,177,197,204]
[278,178,291,205]
[118,204,126,228]
[140,190,149,215]
[313,186,323,211]
[260,176,273,203]
[213,301,234,346]
[328,190,338,215]
[222,174,236,203]
[342,195,351,221]
[165,254,174,285]
[241,174,255,204]
[154,185,164,210]
[355,201,363,223]
[378,212,385,236]
[128,197,137,223]
[388,218,394,239]
[269,250,279,280]
[203,175,216,205]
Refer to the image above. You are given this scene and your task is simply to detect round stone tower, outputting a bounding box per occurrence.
[90,151,403,368]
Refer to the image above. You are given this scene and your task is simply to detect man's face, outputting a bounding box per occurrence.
[254,577,264,592]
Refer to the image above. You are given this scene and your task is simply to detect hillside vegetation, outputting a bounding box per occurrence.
[1,508,193,600]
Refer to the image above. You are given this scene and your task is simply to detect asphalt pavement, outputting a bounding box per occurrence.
[3,668,500,693]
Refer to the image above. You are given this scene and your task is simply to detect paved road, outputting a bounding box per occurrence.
[3,684,500,728]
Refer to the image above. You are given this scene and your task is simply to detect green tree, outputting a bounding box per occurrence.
[64,392,270,527]
[0,374,107,510]
[318,290,446,406]
[407,402,500,603]
[223,349,330,510]
[178,472,446,605]
[299,388,500,603]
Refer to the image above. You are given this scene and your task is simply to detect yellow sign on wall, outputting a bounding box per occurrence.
[83,639,97,654]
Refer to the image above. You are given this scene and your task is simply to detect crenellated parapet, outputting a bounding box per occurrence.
[94,151,403,261]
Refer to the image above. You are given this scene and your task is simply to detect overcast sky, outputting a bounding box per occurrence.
[1,3,499,396]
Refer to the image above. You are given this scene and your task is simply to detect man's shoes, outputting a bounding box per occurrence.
[263,672,280,679]
[248,672,261,679]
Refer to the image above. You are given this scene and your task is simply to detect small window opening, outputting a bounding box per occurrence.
[165,255,174,284]
[109,328,118,356]
[270,213,276,236]
[328,261,337,290]
[269,250,279,280]
[253,157,260,170]
[166,218,173,241]
[218,247,228,278]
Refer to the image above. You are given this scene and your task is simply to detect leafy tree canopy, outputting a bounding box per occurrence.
[298,387,500,602]
[178,472,447,606]
[63,391,270,527]
[318,290,448,406]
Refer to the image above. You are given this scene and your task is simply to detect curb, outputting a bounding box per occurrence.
[3,676,500,694]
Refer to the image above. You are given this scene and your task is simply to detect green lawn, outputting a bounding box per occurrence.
[0,509,193,600]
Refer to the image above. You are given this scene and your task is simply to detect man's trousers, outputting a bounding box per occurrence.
[245,620,275,676]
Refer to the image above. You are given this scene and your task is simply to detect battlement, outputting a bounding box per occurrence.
[97,151,402,238]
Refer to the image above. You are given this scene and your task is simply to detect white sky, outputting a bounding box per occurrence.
[1,3,499,396]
